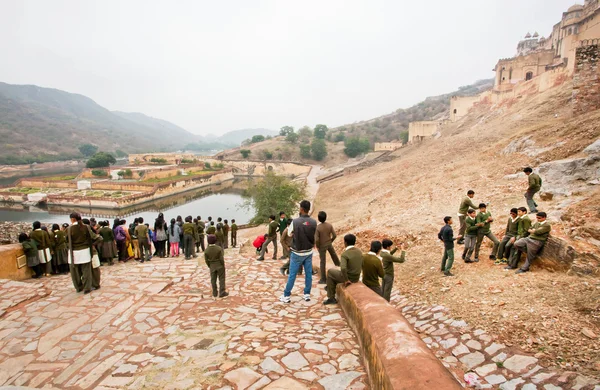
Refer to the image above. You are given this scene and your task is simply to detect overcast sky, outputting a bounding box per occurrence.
[0,0,575,136]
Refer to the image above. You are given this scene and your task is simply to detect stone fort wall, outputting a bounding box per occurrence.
[573,41,600,115]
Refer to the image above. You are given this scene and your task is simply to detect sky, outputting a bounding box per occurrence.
[0,0,576,136]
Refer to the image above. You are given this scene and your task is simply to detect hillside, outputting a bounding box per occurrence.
[0,82,201,164]
[314,80,600,375]
[330,79,494,144]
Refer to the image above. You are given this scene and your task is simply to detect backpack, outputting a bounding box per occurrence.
[115,227,126,241]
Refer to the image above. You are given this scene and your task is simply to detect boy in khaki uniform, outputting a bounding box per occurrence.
[315,211,340,284]
[203,235,228,298]
[474,203,500,261]
[257,215,278,261]
[381,239,406,302]
[280,219,292,259]
[231,219,238,247]
[323,234,363,305]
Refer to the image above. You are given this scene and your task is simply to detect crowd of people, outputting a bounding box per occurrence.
[439,167,550,276]
[17,167,549,304]
[19,213,237,296]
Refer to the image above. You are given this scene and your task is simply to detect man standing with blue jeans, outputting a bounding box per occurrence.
[280,200,317,303]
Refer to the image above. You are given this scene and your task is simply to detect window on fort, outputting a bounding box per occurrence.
[509,69,513,80]
[526,72,533,81]
[453,109,457,114]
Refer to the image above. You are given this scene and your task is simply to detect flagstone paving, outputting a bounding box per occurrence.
[0,249,369,390]
[389,292,600,390]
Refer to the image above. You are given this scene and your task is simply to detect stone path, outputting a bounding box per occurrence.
[389,292,600,390]
[0,248,369,390]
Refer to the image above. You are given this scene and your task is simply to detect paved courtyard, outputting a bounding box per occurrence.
[0,247,369,390]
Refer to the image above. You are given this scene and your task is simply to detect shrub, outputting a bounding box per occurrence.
[79,144,98,157]
[91,169,108,177]
[299,144,311,159]
[344,137,370,158]
[150,158,168,164]
[399,131,409,144]
[240,149,251,158]
[86,152,117,168]
[251,135,265,144]
[311,138,328,161]
[285,132,299,144]
[334,133,346,143]
[205,162,211,169]
[262,150,273,160]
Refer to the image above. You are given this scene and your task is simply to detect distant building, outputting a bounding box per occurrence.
[450,95,481,122]
[493,1,600,91]
[374,142,403,152]
[408,121,441,143]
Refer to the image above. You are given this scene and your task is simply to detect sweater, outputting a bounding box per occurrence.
[465,216,479,236]
[517,215,532,238]
[204,244,224,269]
[528,173,542,192]
[438,224,455,249]
[505,216,519,236]
[458,196,478,215]
[381,248,405,277]
[315,222,337,248]
[362,253,384,288]
[340,247,363,283]
[475,211,493,234]
[529,221,551,242]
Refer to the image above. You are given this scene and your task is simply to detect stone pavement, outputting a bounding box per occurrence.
[0,248,369,390]
[389,292,600,390]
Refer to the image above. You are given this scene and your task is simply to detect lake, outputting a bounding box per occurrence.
[0,186,255,225]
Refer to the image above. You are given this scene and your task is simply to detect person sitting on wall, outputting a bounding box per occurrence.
[512,212,551,274]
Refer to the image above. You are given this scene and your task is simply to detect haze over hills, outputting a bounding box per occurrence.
[0,82,276,165]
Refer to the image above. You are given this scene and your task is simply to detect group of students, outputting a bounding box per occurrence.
[439,168,550,276]
[19,212,238,295]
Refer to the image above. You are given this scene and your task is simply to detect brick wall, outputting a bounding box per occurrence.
[573,43,600,115]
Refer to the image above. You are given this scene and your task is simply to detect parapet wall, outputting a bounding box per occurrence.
[336,283,462,390]
[203,159,311,178]
[573,43,600,115]
[0,244,32,281]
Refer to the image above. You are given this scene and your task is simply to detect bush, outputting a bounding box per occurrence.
[311,138,328,161]
[344,137,370,157]
[334,133,346,143]
[79,144,98,157]
[298,126,312,138]
[150,158,167,164]
[299,144,311,159]
[115,149,127,158]
[240,149,251,158]
[262,150,273,160]
[91,169,108,177]
[180,158,196,164]
[244,171,306,224]
[205,162,211,169]
[285,132,299,144]
[86,152,117,168]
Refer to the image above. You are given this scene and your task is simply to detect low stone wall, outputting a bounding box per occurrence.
[336,283,462,390]
[0,244,33,281]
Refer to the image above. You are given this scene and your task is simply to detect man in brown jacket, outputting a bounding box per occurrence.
[315,211,340,284]
[280,219,293,259]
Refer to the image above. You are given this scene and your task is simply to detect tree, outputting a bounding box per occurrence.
[298,126,312,139]
[114,149,127,158]
[279,126,294,136]
[399,131,409,144]
[285,132,299,144]
[262,150,273,160]
[205,162,211,169]
[79,144,98,157]
[251,135,265,144]
[311,138,328,161]
[86,152,117,168]
[344,137,370,158]
[299,144,311,159]
[240,149,251,158]
[244,171,306,224]
[313,124,328,139]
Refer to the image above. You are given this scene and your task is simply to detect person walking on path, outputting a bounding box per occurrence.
[495,208,520,265]
[323,234,362,305]
[258,215,278,261]
[474,203,500,261]
[511,212,551,273]
[524,167,542,213]
[381,239,406,302]
[361,241,385,297]
[203,234,228,298]
[67,212,101,294]
[279,200,317,303]
[315,211,340,284]
[457,190,478,245]
[230,219,237,248]
[438,216,456,276]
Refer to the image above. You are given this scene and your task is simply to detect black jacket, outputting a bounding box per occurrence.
[290,214,317,253]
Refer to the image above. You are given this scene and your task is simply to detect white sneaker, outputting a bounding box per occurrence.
[303,294,311,302]
[279,295,291,303]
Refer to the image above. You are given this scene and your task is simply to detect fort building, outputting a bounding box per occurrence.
[408,121,440,143]
[374,142,403,152]
[493,1,600,92]
[450,95,481,122]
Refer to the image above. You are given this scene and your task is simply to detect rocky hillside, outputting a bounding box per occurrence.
[314,80,600,375]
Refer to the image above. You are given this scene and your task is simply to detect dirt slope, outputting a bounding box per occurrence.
[314,81,600,375]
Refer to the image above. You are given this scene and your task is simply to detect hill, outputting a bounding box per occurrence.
[330,79,494,144]
[0,82,200,164]
[314,80,600,375]
[215,128,278,146]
